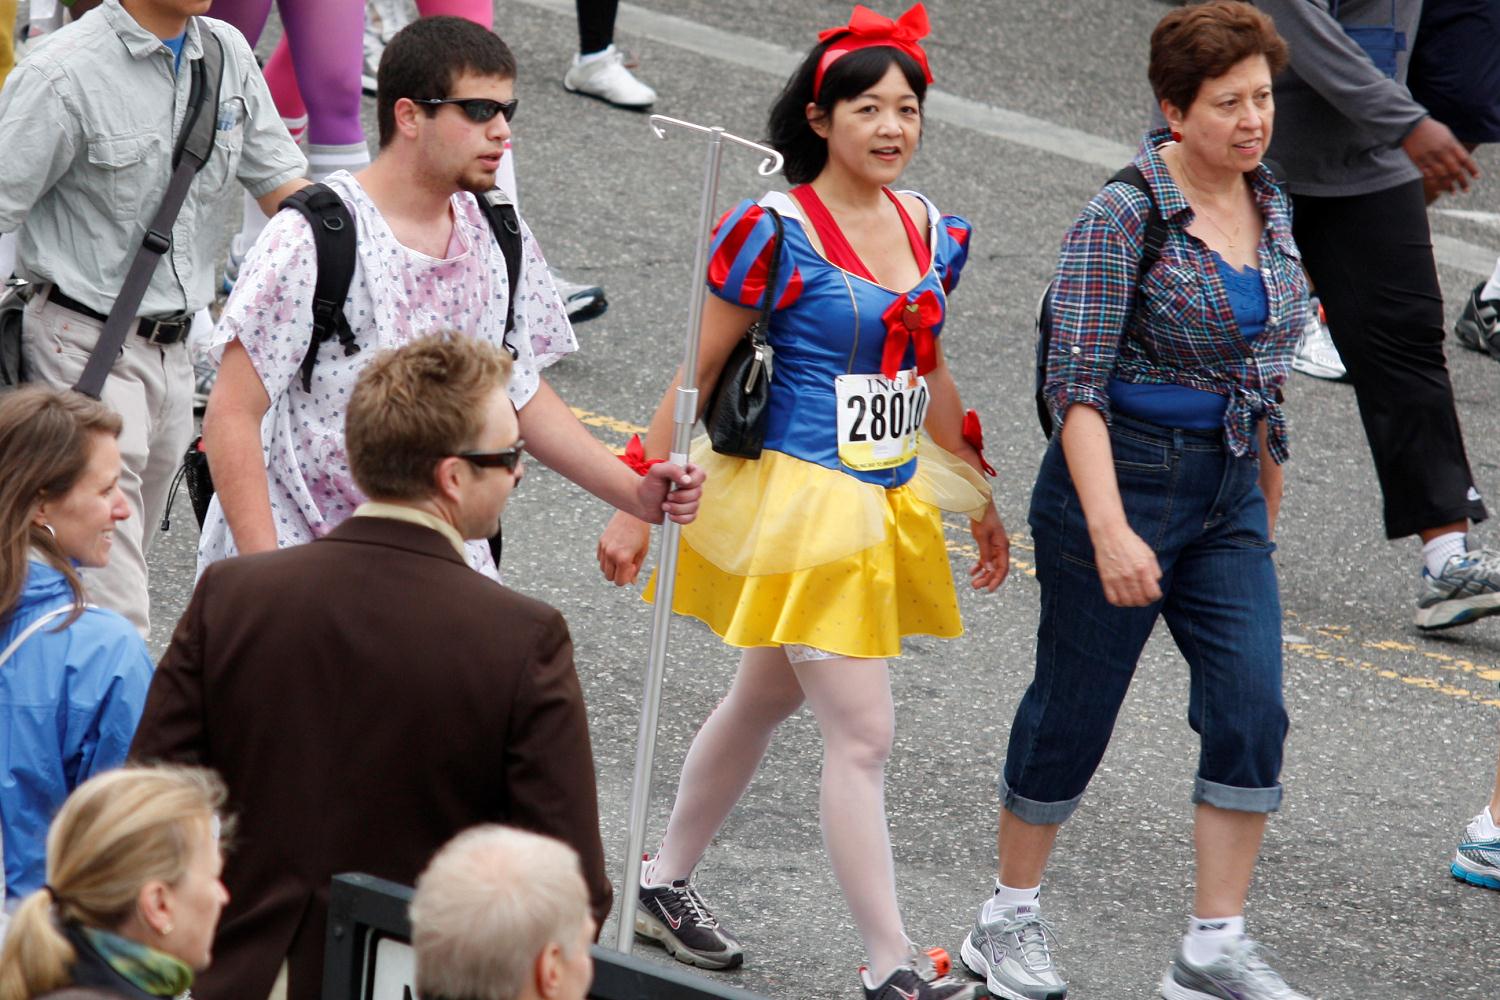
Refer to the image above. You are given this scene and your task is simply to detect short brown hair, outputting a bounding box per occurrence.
[0,387,123,628]
[1149,1,1288,116]
[346,332,513,501]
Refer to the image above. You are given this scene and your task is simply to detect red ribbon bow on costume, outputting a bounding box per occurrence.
[962,409,997,477]
[618,434,662,477]
[814,3,934,97]
[879,288,941,380]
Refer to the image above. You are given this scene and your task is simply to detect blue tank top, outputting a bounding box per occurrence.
[1108,251,1267,430]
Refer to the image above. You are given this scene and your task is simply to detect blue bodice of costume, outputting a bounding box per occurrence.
[706,193,972,488]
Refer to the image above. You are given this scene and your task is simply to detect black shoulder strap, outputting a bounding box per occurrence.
[1107,164,1167,280]
[279,184,360,393]
[479,190,523,349]
[72,26,224,399]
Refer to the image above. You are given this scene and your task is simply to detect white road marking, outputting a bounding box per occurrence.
[513,0,1499,276]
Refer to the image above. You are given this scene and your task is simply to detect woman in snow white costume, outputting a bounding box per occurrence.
[598,6,1005,998]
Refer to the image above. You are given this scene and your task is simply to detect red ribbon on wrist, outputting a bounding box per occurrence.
[963,409,997,477]
[879,289,941,380]
[619,435,663,477]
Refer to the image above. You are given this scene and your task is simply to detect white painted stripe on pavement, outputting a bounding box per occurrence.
[512,0,1497,275]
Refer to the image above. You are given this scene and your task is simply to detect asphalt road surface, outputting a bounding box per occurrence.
[143,2,1500,997]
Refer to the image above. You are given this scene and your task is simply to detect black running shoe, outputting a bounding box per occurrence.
[1455,281,1500,356]
[635,879,744,970]
[862,963,986,1000]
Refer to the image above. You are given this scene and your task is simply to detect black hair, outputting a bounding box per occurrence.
[766,42,928,185]
[376,16,518,148]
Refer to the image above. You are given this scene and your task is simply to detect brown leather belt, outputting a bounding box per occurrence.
[47,287,192,346]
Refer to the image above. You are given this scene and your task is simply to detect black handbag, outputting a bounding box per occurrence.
[704,207,784,459]
[0,278,32,391]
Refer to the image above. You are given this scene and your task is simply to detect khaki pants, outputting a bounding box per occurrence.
[22,292,193,637]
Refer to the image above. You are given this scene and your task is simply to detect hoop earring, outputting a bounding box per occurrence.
[41,523,56,539]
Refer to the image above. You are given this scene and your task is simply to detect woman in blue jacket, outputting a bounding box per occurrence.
[0,387,152,909]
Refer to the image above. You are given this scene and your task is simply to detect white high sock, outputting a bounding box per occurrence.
[1182,914,1244,966]
[577,43,614,63]
[982,880,1040,922]
[1423,531,1467,577]
[307,142,371,184]
[1482,256,1500,304]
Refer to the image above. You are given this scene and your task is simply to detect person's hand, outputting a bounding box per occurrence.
[969,504,1010,592]
[634,462,706,525]
[1089,521,1162,607]
[598,511,653,586]
[1402,117,1480,195]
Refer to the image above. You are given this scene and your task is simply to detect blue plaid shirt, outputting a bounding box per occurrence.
[1044,129,1308,463]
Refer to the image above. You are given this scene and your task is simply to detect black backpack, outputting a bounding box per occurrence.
[1033,161,1284,439]
[277,183,526,393]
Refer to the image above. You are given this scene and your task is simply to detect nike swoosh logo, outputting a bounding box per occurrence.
[893,988,918,1000]
[660,905,683,930]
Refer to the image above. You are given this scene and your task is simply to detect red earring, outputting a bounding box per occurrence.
[1171,128,1183,142]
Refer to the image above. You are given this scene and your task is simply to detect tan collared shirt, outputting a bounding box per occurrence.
[0,1,306,317]
[351,503,467,560]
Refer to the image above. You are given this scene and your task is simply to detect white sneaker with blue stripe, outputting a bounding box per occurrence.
[1415,547,1500,630]
[1452,811,1500,890]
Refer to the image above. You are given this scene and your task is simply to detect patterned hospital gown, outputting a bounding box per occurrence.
[196,170,577,579]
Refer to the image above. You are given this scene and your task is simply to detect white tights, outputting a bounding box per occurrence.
[649,646,910,979]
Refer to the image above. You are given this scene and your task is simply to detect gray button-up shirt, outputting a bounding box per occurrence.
[0,1,306,317]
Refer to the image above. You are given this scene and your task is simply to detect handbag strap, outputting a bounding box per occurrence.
[73,27,225,400]
[748,207,785,350]
[0,605,76,668]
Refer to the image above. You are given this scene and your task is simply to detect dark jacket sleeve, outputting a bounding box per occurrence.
[129,567,213,767]
[504,610,613,930]
[1254,0,1427,144]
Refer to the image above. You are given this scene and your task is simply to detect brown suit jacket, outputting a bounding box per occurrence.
[130,516,612,1000]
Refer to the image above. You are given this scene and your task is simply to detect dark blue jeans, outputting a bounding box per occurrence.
[1002,415,1288,824]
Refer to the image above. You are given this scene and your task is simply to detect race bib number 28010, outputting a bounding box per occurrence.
[835,370,930,472]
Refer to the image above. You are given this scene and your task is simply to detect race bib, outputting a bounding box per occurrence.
[835,370,930,471]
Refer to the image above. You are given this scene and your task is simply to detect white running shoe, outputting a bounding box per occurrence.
[1291,297,1346,381]
[563,45,656,109]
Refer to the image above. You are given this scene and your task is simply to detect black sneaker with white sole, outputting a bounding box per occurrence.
[635,879,744,970]
[862,963,985,1000]
[1454,281,1500,356]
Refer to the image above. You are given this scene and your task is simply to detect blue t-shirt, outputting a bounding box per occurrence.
[162,31,187,74]
[1109,250,1268,430]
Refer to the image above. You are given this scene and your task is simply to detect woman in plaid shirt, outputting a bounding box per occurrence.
[960,5,1315,1000]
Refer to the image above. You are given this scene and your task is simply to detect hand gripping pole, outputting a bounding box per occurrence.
[615,117,783,954]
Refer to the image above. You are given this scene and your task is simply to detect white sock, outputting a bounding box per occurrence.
[1477,806,1500,838]
[282,113,308,146]
[982,880,1040,922]
[1482,256,1500,304]
[576,43,614,64]
[1182,914,1244,966]
[307,142,371,184]
[1422,531,1468,577]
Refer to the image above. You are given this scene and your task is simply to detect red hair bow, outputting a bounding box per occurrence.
[879,288,941,380]
[814,3,933,98]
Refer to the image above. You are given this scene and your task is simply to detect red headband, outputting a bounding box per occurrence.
[813,3,933,99]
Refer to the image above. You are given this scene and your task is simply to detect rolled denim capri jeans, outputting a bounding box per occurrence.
[1002,414,1288,824]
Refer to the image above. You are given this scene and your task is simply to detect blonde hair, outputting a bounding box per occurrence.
[345,331,513,502]
[410,826,589,1000]
[0,766,229,1000]
[0,387,123,629]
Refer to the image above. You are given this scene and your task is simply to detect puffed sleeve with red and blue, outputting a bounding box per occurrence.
[935,214,973,295]
[706,199,804,311]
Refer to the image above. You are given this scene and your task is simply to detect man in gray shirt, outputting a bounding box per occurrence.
[1254,0,1495,630]
[0,0,306,636]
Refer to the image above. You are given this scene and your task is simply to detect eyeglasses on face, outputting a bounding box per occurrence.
[413,97,519,123]
[454,440,526,473]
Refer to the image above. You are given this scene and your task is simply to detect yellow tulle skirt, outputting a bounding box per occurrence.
[643,435,991,660]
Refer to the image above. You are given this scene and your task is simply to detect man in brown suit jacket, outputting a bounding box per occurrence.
[131,333,612,1000]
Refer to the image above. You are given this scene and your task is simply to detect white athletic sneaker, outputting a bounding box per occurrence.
[550,269,608,322]
[563,45,656,109]
[1290,297,1346,381]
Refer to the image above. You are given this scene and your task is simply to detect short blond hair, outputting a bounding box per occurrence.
[346,332,513,502]
[410,826,589,1000]
[0,766,229,1000]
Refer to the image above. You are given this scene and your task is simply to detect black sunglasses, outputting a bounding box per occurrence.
[414,97,519,124]
[455,440,526,473]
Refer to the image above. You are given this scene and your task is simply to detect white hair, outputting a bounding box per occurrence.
[410,826,589,1000]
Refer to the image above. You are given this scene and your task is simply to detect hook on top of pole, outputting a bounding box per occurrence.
[648,114,785,177]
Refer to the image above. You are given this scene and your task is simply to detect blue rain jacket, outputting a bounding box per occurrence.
[1,558,151,901]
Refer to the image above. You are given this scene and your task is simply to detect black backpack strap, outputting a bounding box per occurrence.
[1104,163,1167,367]
[479,190,523,354]
[278,184,359,393]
